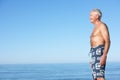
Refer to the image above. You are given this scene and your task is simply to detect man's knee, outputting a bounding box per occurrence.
[97,78,105,80]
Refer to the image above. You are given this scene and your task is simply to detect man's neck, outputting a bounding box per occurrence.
[93,20,101,26]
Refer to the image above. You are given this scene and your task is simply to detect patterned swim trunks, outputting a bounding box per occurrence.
[89,45,105,80]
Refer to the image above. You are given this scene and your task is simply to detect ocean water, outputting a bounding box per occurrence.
[0,62,119,80]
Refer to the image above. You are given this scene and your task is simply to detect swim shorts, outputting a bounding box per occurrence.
[89,45,105,80]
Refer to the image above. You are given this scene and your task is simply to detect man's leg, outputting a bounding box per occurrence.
[97,78,105,80]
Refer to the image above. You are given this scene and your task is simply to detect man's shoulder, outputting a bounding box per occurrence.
[99,22,109,32]
[100,22,108,29]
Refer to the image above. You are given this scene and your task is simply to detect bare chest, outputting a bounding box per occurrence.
[91,27,101,38]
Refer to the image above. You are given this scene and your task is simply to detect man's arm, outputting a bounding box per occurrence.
[100,23,111,66]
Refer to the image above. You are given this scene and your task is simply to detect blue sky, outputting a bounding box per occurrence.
[0,0,120,64]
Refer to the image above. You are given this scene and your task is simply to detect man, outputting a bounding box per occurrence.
[89,9,111,80]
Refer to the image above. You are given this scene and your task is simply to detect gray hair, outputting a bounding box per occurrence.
[91,9,102,19]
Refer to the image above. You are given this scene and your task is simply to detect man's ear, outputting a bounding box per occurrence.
[96,15,99,19]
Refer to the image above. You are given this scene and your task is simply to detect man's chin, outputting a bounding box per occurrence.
[90,20,93,23]
[90,21,93,23]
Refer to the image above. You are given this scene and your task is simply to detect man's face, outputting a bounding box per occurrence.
[89,12,98,23]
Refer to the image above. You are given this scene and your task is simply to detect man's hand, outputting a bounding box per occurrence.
[100,55,107,66]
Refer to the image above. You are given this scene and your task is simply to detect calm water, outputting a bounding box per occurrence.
[0,62,119,80]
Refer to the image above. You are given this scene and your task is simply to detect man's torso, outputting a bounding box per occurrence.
[90,23,105,48]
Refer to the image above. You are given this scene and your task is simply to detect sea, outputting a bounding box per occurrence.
[0,62,119,80]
